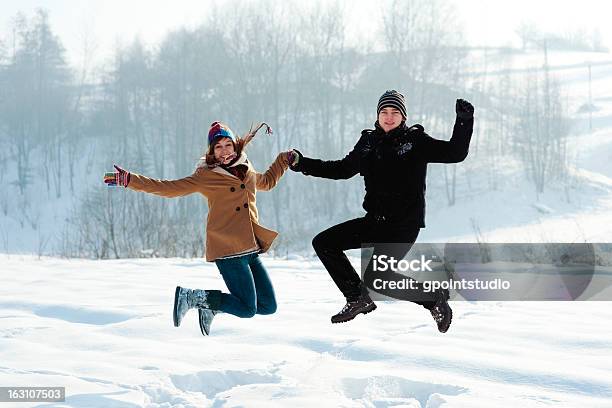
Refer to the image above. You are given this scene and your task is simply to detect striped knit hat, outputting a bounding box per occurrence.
[377,90,407,120]
[208,121,236,146]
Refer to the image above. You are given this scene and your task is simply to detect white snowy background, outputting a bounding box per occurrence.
[3,1,612,407]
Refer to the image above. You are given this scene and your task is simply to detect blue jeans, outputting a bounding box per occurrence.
[214,253,277,318]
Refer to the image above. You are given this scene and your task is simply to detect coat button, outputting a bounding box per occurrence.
[230,187,235,192]
[244,203,248,208]
[236,207,240,211]
[240,184,245,189]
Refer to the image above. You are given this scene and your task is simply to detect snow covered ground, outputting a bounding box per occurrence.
[1,255,611,408]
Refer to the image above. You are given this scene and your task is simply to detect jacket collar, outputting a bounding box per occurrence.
[373,121,407,140]
[195,152,252,179]
[226,152,248,168]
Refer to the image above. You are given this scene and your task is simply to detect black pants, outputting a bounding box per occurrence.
[312,214,437,309]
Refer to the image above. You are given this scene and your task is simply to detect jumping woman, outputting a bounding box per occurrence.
[104,121,296,335]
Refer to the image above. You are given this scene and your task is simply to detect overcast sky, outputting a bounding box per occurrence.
[1,0,611,67]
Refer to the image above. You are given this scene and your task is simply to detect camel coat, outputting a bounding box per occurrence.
[127,152,289,261]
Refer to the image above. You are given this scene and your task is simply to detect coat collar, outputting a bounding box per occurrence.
[227,152,248,168]
[372,121,408,145]
[195,152,251,179]
[372,121,425,141]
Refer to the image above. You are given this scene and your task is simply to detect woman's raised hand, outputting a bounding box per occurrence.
[287,149,301,168]
[104,164,131,187]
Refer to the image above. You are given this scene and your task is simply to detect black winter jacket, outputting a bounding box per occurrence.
[293,117,474,227]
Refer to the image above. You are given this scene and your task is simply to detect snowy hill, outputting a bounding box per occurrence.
[1,48,612,256]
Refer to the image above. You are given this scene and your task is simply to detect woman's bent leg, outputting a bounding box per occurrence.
[248,254,277,315]
[215,256,258,318]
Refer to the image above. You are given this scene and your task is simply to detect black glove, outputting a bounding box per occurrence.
[456,98,474,119]
[289,149,304,172]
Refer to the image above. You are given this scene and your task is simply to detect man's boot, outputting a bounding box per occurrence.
[331,293,377,324]
[429,288,452,333]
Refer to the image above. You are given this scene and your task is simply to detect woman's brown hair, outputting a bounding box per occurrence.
[204,122,272,167]
[205,137,247,167]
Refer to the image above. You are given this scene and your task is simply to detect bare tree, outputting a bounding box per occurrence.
[515,22,539,51]
[514,43,570,196]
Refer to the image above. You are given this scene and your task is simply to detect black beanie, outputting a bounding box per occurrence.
[377,90,407,120]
